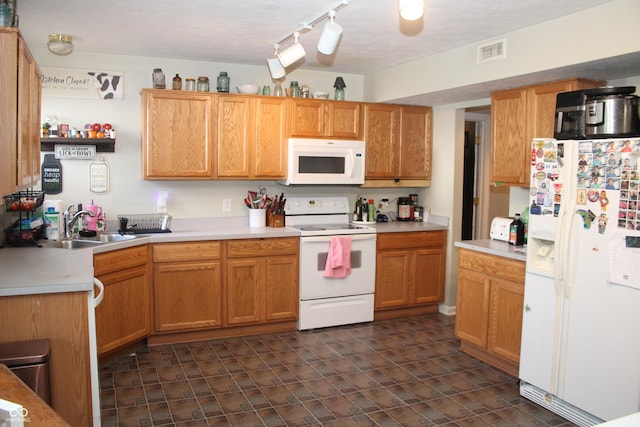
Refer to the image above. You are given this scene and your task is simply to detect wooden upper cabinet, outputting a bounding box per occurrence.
[216,95,253,177]
[17,37,41,189]
[141,89,215,179]
[490,78,604,186]
[289,99,325,137]
[363,103,399,179]
[363,104,432,187]
[0,30,18,197]
[217,95,288,179]
[327,101,361,138]
[254,97,287,178]
[399,106,432,180]
[289,98,362,139]
[0,28,41,194]
[490,88,527,186]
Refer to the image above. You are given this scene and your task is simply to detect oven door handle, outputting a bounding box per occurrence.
[301,234,376,243]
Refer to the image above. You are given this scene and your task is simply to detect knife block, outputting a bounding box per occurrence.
[267,208,284,228]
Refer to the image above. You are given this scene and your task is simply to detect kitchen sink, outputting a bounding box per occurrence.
[41,239,103,250]
[95,233,139,242]
[40,233,144,249]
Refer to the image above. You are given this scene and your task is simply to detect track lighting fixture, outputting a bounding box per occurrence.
[317,10,343,56]
[277,31,306,68]
[267,0,348,75]
[399,0,425,21]
[267,46,286,79]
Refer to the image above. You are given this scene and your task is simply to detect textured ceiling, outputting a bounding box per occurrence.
[15,0,640,105]
[17,0,617,75]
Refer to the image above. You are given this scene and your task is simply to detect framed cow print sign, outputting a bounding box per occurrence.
[41,67,124,100]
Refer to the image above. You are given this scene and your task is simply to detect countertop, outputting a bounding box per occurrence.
[454,239,527,262]
[0,215,449,297]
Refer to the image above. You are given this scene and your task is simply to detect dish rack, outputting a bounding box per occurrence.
[117,213,171,234]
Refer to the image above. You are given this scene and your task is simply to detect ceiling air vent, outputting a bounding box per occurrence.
[477,39,506,64]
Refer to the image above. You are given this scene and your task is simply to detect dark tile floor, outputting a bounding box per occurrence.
[99,313,576,426]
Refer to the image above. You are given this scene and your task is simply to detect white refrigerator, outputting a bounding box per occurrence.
[519,137,640,426]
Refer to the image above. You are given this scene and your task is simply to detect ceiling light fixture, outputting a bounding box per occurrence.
[277,31,306,68]
[317,10,343,56]
[47,33,74,55]
[267,0,348,75]
[267,46,286,79]
[399,0,425,21]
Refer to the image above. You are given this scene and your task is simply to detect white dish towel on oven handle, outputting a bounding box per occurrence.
[324,236,352,278]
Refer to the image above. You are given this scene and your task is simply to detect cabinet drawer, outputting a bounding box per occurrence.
[227,237,298,258]
[377,230,446,250]
[458,248,525,283]
[94,245,148,276]
[153,241,221,262]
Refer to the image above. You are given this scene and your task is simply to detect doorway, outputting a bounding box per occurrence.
[463,108,510,240]
[462,122,476,240]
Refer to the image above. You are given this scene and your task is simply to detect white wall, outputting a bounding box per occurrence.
[32,50,427,221]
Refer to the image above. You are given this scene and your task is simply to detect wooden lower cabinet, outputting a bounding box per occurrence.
[94,245,150,357]
[152,241,222,333]
[226,237,298,325]
[455,248,525,376]
[0,292,92,427]
[375,231,446,319]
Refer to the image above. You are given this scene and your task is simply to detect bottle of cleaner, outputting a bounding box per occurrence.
[509,214,525,246]
[45,207,60,241]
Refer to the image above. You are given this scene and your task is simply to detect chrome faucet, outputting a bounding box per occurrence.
[63,204,96,239]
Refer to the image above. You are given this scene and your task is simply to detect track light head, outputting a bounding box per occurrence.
[267,45,286,79]
[317,10,343,55]
[277,31,306,68]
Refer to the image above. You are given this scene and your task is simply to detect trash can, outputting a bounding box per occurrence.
[0,339,51,404]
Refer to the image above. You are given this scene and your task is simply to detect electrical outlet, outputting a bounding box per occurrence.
[222,198,231,212]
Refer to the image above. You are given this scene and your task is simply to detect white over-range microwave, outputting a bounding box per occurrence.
[278,138,366,185]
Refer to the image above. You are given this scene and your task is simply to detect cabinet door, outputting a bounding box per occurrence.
[398,106,432,180]
[455,268,491,347]
[154,261,222,332]
[96,265,150,355]
[490,88,528,185]
[375,250,411,309]
[328,102,361,138]
[488,278,524,363]
[412,248,445,304]
[255,97,287,178]
[527,81,576,141]
[364,103,399,179]
[142,90,215,178]
[265,255,298,320]
[289,99,325,137]
[17,38,41,189]
[217,95,253,177]
[0,31,17,196]
[227,259,261,324]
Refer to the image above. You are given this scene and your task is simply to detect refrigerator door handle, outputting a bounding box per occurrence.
[555,204,570,296]
[559,201,579,299]
[563,204,580,300]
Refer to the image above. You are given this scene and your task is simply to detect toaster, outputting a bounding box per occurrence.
[490,217,513,242]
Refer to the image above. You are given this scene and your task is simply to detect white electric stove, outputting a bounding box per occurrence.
[285,196,377,330]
